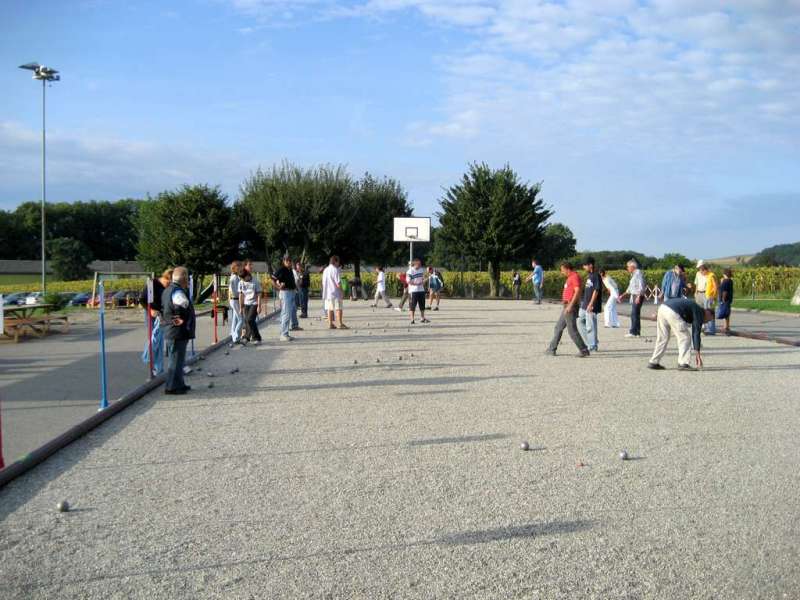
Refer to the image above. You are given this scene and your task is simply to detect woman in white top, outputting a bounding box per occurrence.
[371,266,393,308]
[228,261,243,345]
[600,268,620,328]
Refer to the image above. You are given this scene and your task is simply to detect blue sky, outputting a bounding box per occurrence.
[2,0,799,258]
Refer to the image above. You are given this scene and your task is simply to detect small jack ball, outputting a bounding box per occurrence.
[619,450,629,461]
[57,500,70,513]
[520,441,530,451]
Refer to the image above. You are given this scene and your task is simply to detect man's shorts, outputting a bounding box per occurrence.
[410,291,426,311]
[324,298,342,311]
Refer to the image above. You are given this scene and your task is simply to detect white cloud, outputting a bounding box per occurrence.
[0,122,251,205]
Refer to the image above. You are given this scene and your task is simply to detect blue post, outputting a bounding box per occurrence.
[98,281,109,410]
[189,274,196,358]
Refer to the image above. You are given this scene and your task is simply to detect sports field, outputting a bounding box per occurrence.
[1,300,799,599]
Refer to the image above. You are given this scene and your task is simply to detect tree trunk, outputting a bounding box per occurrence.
[488,260,500,297]
[353,258,361,278]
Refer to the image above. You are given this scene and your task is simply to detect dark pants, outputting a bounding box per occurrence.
[630,297,643,336]
[548,306,588,353]
[244,304,261,341]
[512,284,521,300]
[298,288,309,317]
[410,291,426,313]
[165,338,188,392]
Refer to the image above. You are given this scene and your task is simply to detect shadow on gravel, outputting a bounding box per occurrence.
[438,520,593,545]
[0,395,155,523]
[395,388,469,397]
[409,433,509,446]
[239,374,532,394]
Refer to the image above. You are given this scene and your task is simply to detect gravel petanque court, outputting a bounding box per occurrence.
[1,299,799,599]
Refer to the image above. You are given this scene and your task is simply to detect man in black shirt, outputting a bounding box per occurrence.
[295,261,310,318]
[272,254,301,341]
[577,256,602,351]
[648,298,714,370]
[162,267,196,394]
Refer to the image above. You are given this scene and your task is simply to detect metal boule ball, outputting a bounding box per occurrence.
[376,358,381,363]
[520,441,530,451]
[619,450,629,461]
[353,360,358,365]
[208,382,215,389]
[57,500,70,513]
[399,356,403,361]
[224,351,230,356]
[207,372,214,378]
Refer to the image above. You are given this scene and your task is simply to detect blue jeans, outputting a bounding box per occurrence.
[704,298,717,334]
[577,308,598,350]
[165,338,188,392]
[297,288,309,316]
[630,297,643,335]
[280,290,296,336]
[533,283,543,304]
[229,300,243,342]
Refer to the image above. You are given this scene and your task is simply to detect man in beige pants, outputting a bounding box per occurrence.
[648,297,714,371]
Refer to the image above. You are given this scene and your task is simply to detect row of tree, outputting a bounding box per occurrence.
[2,162,576,294]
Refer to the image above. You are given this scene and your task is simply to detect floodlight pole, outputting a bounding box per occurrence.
[19,63,59,295]
[40,77,47,295]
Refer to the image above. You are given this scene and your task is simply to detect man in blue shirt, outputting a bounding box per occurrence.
[647,298,714,370]
[660,264,686,301]
[526,258,544,304]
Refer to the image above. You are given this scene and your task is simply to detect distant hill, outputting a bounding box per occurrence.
[749,242,800,267]
[707,255,755,266]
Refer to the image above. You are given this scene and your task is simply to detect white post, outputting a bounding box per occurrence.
[0,294,4,338]
[409,241,414,263]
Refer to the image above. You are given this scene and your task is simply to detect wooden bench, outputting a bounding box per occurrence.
[2,314,69,342]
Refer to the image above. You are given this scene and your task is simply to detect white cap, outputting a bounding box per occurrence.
[696,260,706,268]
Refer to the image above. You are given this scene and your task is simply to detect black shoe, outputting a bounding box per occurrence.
[577,350,590,358]
[421,318,430,323]
[544,349,556,356]
[300,314,308,319]
[291,326,304,331]
[647,363,666,370]
[678,364,694,371]
[410,320,416,325]
[433,307,439,311]
[165,387,188,395]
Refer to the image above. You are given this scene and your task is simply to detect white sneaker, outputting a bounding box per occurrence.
[394,307,401,312]
[625,333,639,338]
[280,335,292,342]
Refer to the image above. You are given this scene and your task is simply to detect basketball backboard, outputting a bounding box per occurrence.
[393,217,431,242]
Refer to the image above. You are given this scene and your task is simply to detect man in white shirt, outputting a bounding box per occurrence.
[618,259,646,338]
[371,266,393,308]
[692,260,708,307]
[406,257,430,324]
[322,255,348,329]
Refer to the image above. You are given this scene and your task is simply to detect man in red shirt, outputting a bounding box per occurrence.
[546,261,591,357]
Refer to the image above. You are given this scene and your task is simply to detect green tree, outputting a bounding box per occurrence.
[0,209,38,259]
[533,223,576,269]
[650,252,694,270]
[136,185,236,290]
[240,162,359,266]
[350,173,413,275]
[49,237,93,281]
[437,163,553,296]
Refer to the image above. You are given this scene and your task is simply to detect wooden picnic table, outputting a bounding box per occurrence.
[1,304,70,343]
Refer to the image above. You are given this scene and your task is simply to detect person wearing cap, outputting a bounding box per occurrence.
[618,259,646,338]
[647,298,714,371]
[692,260,707,306]
[272,254,302,341]
[577,256,602,351]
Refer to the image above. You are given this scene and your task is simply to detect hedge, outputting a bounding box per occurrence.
[2,267,798,300]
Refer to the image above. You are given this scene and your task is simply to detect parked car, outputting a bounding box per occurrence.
[68,292,91,307]
[24,292,44,305]
[89,291,116,307]
[112,290,140,307]
[59,292,79,304]
[1,292,28,306]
